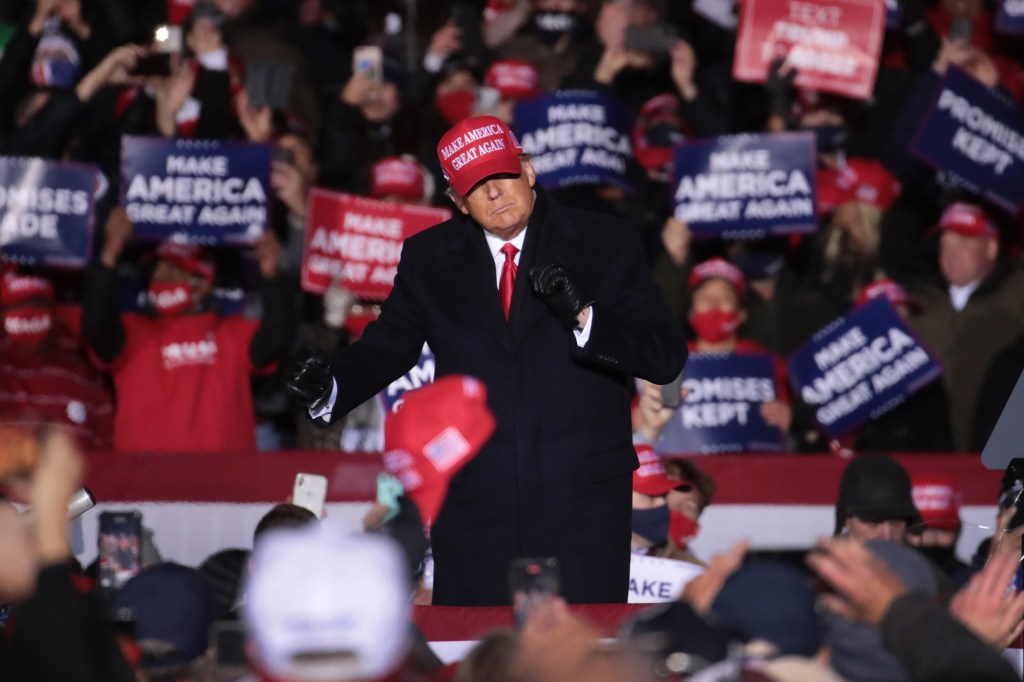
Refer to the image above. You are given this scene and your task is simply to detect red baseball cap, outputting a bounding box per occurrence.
[0,272,54,306]
[689,258,746,299]
[817,158,901,213]
[436,115,524,196]
[632,444,677,497]
[484,59,540,101]
[383,375,496,526]
[631,93,687,173]
[156,242,215,282]
[939,202,998,239]
[370,157,425,202]
[856,278,909,308]
[911,474,961,532]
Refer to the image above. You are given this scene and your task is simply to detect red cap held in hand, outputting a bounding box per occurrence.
[383,375,496,526]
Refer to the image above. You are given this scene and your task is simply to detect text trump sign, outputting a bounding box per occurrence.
[301,190,450,300]
[733,0,887,100]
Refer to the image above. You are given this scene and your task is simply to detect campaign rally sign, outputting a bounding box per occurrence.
[380,344,434,413]
[628,554,704,604]
[656,353,784,455]
[301,190,450,300]
[513,90,634,191]
[996,0,1024,34]
[733,0,887,100]
[0,157,97,268]
[909,68,1024,213]
[121,136,271,244]
[788,297,942,439]
[672,132,817,239]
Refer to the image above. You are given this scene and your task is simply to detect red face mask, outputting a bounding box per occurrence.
[668,510,699,551]
[690,309,741,344]
[3,306,52,346]
[435,89,476,125]
[148,282,194,317]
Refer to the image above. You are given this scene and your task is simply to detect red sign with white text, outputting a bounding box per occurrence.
[301,189,450,300]
[733,0,886,100]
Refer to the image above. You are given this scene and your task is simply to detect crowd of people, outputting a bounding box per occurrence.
[2,0,1024,680]
[3,404,1024,681]
[0,0,1019,454]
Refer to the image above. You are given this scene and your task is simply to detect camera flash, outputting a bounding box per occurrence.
[154,26,170,43]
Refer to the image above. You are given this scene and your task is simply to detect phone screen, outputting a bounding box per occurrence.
[509,557,560,629]
[98,511,143,593]
[353,46,383,82]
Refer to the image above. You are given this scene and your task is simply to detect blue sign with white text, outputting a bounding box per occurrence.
[787,297,942,439]
[655,353,784,456]
[672,132,817,239]
[120,136,271,245]
[513,90,634,192]
[996,0,1024,34]
[0,157,96,268]
[381,343,435,413]
[909,67,1024,213]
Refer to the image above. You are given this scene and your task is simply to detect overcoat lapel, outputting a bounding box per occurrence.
[511,189,580,347]
[446,215,516,355]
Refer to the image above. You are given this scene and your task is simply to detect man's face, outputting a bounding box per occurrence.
[939,230,997,287]
[449,158,536,241]
[845,516,907,542]
[360,82,400,123]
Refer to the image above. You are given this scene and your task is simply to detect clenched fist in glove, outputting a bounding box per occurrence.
[285,346,334,411]
[529,264,595,330]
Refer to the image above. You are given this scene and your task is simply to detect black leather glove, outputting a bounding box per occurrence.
[529,264,594,330]
[765,57,797,120]
[285,346,333,411]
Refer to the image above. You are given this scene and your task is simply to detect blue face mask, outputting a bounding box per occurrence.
[807,124,848,154]
[631,505,670,544]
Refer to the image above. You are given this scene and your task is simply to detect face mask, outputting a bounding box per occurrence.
[533,11,579,45]
[3,307,53,346]
[435,89,476,125]
[669,510,699,551]
[808,124,848,154]
[690,309,741,344]
[915,543,957,568]
[631,505,669,544]
[148,282,194,317]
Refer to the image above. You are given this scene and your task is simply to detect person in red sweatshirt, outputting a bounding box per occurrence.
[0,271,112,449]
[82,208,294,453]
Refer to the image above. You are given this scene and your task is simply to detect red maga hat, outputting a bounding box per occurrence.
[689,258,746,299]
[911,474,961,532]
[484,59,540,101]
[383,375,496,526]
[817,158,901,213]
[436,115,524,196]
[632,444,677,497]
[939,202,998,239]
[856,278,909,308]
[0,272,54,306]
[370,156,426,202]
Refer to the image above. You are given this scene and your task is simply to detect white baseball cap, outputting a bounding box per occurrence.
[243,526,412,682]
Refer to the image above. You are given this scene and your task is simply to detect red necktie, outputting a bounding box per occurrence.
[499,243,518,320]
